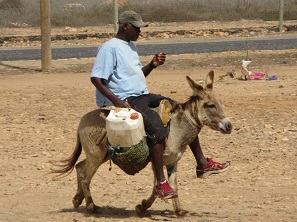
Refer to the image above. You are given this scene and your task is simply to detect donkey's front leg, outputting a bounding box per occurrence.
[135,166,157,217]
[167,164,189,217]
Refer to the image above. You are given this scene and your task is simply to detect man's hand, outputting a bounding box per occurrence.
[152,52,166,67]
[113,99,131,108]
[143,52,166,76]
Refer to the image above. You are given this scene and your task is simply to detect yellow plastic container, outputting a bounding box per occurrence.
[106,108,146,148]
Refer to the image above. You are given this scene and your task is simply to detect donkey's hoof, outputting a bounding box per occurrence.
[175,209,189,217]
[86,203,100,213]
[141,199,150,208]
[72,198,81,209]
[135,204,146,217]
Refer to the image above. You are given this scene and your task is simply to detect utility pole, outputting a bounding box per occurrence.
[279,0,284,32]
[113,0,118,32]
[40,0,52,72]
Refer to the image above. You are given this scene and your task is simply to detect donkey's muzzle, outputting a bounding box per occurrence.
[219,118,232,134]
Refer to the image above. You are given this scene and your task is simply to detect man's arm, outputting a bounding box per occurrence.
[90,77,130,108]
[142,52,166,77]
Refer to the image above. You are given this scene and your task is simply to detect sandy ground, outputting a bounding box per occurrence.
[0,22,297,221]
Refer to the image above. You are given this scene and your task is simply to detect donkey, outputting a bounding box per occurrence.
[51,71,232,217]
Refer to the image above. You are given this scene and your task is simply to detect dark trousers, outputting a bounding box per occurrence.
[127,93,174,147]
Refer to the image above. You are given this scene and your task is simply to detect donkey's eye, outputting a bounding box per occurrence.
[207,104,216,108]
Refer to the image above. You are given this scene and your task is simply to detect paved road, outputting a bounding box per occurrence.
[0,34,296,61]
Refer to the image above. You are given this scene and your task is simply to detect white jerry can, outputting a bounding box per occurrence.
[106,108,146,148]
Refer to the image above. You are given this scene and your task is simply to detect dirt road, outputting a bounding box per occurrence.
[0,20,297,221]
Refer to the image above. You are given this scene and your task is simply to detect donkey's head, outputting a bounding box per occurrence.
[185,71,232,134]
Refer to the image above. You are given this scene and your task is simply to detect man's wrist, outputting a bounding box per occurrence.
[149,60,157,69]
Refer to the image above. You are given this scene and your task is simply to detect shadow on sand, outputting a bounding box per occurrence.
[0,62,41,72]
[57,205,204,220]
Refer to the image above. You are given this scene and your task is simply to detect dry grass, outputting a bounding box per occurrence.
[0,0,297,27]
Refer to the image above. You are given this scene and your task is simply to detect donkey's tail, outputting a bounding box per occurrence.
[49,132,82,177]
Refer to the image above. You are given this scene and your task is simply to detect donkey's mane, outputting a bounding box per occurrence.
[171,95,201,113]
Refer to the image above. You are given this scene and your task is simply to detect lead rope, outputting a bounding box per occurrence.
[106,144,122,171]
[105,144,113,171]
[109,159,112,171]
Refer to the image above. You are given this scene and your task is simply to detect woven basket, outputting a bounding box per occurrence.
[106,137,150,175]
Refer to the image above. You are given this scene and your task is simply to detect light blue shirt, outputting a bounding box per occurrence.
[91,38,149,107]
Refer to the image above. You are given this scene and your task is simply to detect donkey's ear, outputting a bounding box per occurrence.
[205,70,214,91]
[186,76,204,95]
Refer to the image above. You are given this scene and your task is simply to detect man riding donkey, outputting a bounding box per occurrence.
[90,11,230,199]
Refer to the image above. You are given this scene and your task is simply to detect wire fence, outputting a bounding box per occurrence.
[0,0,296,27]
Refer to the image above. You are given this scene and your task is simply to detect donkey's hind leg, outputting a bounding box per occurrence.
[75,154,105,213]
[72,159,86,208]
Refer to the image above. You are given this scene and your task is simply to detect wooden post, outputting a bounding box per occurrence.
[113,0,118,32]
[40,0,52,72]
[279,0,284,32]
